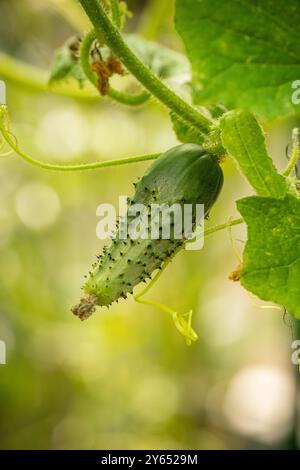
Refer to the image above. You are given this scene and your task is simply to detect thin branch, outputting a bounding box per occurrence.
[202,217,244,237]
[0,107,160,172]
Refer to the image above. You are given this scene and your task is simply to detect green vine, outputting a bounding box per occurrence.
[78,0,213,135]
[0,106,160,172]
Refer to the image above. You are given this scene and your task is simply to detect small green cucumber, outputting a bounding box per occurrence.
[72,144,223,320]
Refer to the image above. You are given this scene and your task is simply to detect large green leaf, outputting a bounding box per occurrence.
[238,194,300,318]
[220,111,289,198]
[175,0,300,119]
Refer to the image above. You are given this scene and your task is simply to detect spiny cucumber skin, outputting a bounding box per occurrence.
[73,144,223,319]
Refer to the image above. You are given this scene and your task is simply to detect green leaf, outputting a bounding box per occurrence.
[49,38,85,86]
[220,111,288,198]
[238,194,300,318]
[125,35,191,97]
[49,47,74,84]
[175,0,300,119]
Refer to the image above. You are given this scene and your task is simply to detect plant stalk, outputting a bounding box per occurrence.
[78,0,213,134]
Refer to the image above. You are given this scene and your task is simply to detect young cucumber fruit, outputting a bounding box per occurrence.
[72,144,223,320]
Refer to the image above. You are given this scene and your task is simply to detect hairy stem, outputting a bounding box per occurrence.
[80,29,150,106]
[78,0,213,133]
[108,87,150,106]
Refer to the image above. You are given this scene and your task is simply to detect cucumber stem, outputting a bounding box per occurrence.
[78,0,213,134]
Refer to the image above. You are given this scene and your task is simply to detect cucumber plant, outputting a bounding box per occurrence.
[1,0,300,344]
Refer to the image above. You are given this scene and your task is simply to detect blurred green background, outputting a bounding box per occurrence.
[0,0,299,450]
